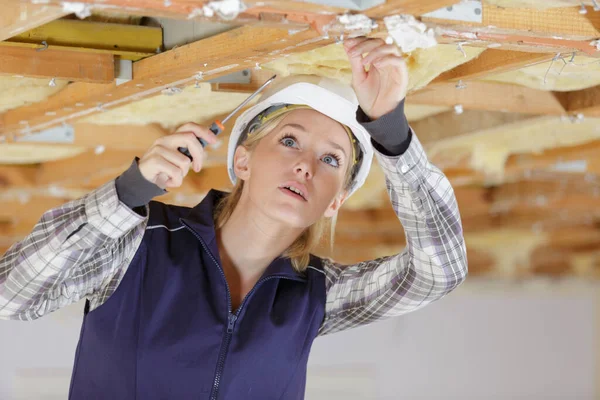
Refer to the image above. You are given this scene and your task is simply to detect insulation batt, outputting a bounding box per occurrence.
[337,14,378,32]
[202,0,246,19]
[61,2,93,19]
[383,15,437,53]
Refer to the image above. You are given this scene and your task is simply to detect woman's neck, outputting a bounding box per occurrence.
[216,196,304,277]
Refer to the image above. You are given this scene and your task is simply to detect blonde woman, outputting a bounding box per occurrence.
[0,37,467,399]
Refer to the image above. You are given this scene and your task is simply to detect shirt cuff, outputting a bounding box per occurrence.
[356,98,411,156]
[374,129,430,189]
[115,157,166,209]
[85,180,147,239]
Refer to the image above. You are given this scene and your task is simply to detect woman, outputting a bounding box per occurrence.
[0,38,467,399]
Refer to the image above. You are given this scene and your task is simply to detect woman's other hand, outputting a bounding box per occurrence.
[138,122,218,189]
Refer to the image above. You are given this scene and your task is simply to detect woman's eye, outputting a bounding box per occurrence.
[281,137,297,147]
[322,155,339,167]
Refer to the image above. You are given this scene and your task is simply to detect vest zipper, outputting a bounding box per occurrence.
[181,220,304,400]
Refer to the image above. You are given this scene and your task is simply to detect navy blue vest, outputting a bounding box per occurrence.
[68,190,327,399]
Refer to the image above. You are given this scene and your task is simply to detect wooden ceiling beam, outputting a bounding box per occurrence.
[3,19,162,61]
[364,0,459,18]
[554,85,600,117]
[431,49,556,84]
[410,109,533,144]
[407,81,566,115]
[481,4,600,39]
[426,3,600,55]
[1,25,332,137]
[0,47,115,84]
[0,1,67,42]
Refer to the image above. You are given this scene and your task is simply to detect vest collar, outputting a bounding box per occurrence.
[180,190,306,282]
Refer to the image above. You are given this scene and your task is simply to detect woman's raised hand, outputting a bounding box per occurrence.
[343,37,409,120]
[138,122,218,189]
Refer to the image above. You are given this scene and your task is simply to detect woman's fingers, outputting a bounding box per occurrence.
[150,145,192,176]
[361,44,400,66]
[145,154,186,188]
[138,122,218,188]
[346,37,386,58]
[373,54,406,70]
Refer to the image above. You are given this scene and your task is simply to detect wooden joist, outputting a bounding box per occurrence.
[4,19,163,61]
[364,0,459,18]
[554,85,600,117]
[481,3,600,39]
[1,25,332,137]
[410,110,533,144]
[0,1,67,42]
[431,50,557,84]
[0,46,114,83]
[426,3,600,54]
[407,81,566,115]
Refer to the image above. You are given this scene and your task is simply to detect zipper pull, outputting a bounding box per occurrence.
[227,313,237,334]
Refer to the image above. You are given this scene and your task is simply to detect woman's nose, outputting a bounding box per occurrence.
[295,159,314,179]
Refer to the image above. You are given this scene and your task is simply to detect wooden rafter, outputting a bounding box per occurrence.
[0,1,67,42]
[407,81,566,115]
[364,0,459,18]
[554,85,600,117]
[0,46,114,83]
[1,26,332,136]
[3,19,163,61]
[426,3,600,55]
[431,49,557,84]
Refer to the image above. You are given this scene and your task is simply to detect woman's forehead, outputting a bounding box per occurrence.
[279,109,350,144]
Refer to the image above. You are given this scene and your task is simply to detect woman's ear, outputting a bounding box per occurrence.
[233,145,251,181]
[324,190,348,218]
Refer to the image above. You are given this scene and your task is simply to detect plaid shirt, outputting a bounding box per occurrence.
[0,132,467,334]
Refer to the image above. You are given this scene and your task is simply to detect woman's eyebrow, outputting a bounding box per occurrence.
[281,123,347,157]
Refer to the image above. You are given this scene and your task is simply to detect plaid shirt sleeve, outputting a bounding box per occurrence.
[0,180,147,321]
[318,132,468,335]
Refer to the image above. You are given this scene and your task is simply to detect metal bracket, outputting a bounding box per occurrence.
[17,124,75,144]
[423,0,483,24]
[303,0,385,11]
[207,69,251,84]
[115,59,133,86]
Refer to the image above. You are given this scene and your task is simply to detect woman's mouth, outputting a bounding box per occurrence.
[279,186,307,201]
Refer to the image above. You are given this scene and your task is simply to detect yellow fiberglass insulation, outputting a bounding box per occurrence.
[262,42,485,92]
[484,55,600,91]
[82,83,256,128]
[426,116,600,181]
[0,76,68,113]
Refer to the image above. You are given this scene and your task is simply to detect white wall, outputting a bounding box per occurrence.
[1,281,597,400]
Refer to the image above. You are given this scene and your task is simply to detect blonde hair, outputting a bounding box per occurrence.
[213,109,357,273]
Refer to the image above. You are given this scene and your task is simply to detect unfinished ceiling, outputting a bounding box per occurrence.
[1,0,600,280]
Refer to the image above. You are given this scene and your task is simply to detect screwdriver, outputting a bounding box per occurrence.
[178,74,277,161]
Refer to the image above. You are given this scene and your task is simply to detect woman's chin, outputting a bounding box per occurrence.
[265,204,313,229]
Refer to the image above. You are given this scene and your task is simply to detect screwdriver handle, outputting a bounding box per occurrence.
[177,120,225,161]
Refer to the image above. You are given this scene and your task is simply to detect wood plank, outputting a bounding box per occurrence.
[365,0,459,18]
[410,110,533,144]
[0,1,67,42]
[482,4,600,39]
[6,19,163,60]
[407,81,566,115]
[431,50,556,84]
[1,25,332,136]
[26,0,333,31]
[69,123,167,150]
[554,85,600,117]
[425,2,600,54]
[424,3,600,39]
[0,47,114,83]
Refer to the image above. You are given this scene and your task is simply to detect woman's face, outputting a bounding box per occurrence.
[233,109,354,229]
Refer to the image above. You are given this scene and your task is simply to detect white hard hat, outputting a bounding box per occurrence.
[227,74,374,197]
